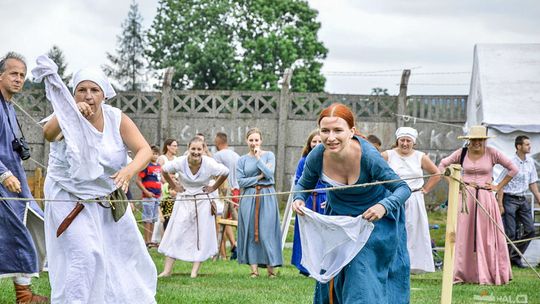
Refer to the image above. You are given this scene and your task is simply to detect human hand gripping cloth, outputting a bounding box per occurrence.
[31,55,104,181]
[298,207,374,283]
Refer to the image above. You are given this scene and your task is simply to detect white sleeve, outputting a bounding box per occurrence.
[205,156,229,176]
[162,157,182,174]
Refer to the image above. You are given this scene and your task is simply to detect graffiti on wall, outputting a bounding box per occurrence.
[179,124,253,144]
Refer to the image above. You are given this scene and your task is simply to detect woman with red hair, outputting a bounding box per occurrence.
[293,103,411,303]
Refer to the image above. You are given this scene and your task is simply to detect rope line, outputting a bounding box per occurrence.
[0,173,443,204]
[393,113,464,129]
[448,175,540,280]
[507,235,540,245]
[10,100,49,169]
[11,100,45,130]
[28,157,48,170]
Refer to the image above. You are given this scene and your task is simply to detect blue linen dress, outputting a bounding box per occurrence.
[236,151,283,267]
[293,136,411,304]
[0,98,45,278]
[291,156,327,275]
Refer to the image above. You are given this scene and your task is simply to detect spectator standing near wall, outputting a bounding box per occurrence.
[497,135,540,268]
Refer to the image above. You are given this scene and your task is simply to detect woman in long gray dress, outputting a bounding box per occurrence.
[236,128,283,277]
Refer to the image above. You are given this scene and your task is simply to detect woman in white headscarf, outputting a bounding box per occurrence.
[34,55,157,303]
[382,127,440,274]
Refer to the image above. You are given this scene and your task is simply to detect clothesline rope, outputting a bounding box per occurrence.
[393,113,465,129]
[0,172,445,204]
[11,100,45,130]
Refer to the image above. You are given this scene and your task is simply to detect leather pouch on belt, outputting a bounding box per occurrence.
[109,188,129,222]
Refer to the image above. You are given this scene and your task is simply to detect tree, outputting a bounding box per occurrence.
[104,0,147,90]
[146,0,327,92]
[23,45,71,90]
[47,45,71,85]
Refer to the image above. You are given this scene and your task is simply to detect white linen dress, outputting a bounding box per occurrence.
[44,105,157,304]
[158,155,228,262]
[386,149,435,273]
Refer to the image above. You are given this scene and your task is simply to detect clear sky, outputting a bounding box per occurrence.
[1,0,539,95]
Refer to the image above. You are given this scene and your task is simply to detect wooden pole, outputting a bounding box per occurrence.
[280,175,295,250]
[440,164,462,304]
[275,68,293,192]
[159,67,175,144]
[396,69,411,128]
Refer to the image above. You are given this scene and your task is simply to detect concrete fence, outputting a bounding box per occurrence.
[13,70,467,202]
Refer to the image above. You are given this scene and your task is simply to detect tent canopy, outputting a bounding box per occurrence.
[466,44,540,176]
[466,44,540,134]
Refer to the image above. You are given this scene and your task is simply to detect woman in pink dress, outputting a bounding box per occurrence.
[438,126,518,285]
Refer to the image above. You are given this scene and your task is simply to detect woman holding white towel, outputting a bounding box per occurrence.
[37,56,157,304]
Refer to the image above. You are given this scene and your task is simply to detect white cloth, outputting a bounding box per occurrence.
[386,149,435,273]
[395,127,418,143]
[386,149,424,190]
[32,55,105,184]
[71,67,116,99]
[297,207,374,283]
[158,156,228,262]
[43,102,157,302]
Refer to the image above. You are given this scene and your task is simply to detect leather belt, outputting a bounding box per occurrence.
[56,202,85,237]
[504,193,526,200]
[253,185,273,243]
[312,192,318,211]
[464,182,491,253]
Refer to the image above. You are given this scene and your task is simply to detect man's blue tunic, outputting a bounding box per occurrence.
[0,98,44,278]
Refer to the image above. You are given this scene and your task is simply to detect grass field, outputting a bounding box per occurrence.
[1,211,539,303]
[1,249,538,303]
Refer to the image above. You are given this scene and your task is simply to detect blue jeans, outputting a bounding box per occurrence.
[502,194,535,263]
[142,197,160,223]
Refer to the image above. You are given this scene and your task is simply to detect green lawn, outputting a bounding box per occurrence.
[2,211,539,303]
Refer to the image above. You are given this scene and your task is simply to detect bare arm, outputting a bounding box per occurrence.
[529,182,540,204]
[111,113,152,192]
[421,154,441,193]
[43,102,94,142]
[203,174,229,193]
[135,174,154,198]
[381,150,389,161]
[43,115,61,142]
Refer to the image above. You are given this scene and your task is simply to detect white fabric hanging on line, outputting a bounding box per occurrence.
[298,206,374,283]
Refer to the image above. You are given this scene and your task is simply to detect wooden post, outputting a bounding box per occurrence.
[440,164,462,304]
[280,175,296,250]
[275,68,293,192]
[396,69,411,128]
[159,67,175,144]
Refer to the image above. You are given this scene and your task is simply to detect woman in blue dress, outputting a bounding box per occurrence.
[236,128,283,277]
[291,129,326,275]
[292,103,411,304]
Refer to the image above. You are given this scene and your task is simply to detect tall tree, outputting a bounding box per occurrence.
[104,0,147,90]
[47,45,71,85]
[146,0,327,92]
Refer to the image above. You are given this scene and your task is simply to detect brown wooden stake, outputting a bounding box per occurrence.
[440,165,462,304]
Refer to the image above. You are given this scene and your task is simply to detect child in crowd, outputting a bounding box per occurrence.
[136,145,162,248]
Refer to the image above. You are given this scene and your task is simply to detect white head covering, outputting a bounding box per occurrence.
[395,127,418,143]
[71,67,116,100]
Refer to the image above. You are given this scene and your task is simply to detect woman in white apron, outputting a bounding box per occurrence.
[382,127,440,274]
[158,136,229,278]
[36,56,157,304]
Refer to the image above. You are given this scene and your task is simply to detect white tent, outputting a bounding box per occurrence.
[466,43,540,157]
[465,43,540,265]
